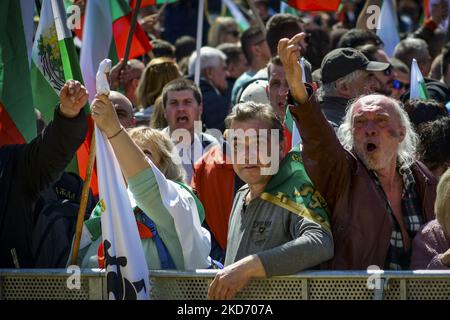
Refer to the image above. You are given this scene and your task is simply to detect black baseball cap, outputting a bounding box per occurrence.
[321,47,390,84]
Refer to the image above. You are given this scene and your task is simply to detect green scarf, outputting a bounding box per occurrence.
[260,145,331,233]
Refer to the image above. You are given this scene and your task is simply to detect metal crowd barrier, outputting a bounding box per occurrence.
[1,269,449,300]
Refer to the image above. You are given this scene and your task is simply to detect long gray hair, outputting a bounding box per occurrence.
[337,95,419,171]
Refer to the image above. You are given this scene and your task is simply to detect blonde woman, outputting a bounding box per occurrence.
[207,17,240,48]
[149,96,167,129]
[79,96,211,270]
[411,168,450,269]
[134,58,181,124]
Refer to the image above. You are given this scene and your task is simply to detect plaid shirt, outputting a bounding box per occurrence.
[370,166,423,270]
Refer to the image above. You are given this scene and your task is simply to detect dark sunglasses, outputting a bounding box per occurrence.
[392,79,409,90]
[384,65,393,76]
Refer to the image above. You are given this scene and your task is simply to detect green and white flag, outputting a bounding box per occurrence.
[31,0,84,122]
[410,58,430,100]
[222,0,250,31]
[32,0,95,183]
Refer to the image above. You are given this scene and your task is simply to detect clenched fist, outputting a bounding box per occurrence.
[59,80,89,118]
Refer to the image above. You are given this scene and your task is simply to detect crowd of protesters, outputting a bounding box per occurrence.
[1,0,450,300]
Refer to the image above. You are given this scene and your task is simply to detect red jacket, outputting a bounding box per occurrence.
[191,144,236,250]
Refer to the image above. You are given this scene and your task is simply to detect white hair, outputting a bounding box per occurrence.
[317,69,366,99]
[337,95,419,171]
[188,46,227,76]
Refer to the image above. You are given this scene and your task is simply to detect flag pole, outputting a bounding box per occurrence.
[194,0,205,86]
[71,132,97,265]
[123,0,143,62]
[247,0,266,36]
[35,0,42,14]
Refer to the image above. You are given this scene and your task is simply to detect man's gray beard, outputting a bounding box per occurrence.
[355,149,383,171]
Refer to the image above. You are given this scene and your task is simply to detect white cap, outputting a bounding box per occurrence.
[239,80,270,105]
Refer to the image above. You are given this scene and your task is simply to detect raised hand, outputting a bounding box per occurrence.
[91,94,121,138]
[277,33,308,103]
[119,64,143,84]
[109,59,127,90]
[59,80,89,118]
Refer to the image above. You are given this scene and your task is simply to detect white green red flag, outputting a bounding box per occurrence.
[80,0,153,102]
[32,0,98,195]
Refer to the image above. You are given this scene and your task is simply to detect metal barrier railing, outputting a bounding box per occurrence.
[1,269,449,300]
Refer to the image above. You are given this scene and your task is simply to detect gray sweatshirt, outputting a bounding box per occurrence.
[225,185,334,277]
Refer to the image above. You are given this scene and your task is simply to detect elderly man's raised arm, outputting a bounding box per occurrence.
[277,34,353,207]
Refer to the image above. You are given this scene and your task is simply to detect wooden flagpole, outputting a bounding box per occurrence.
[123,0,143,63]
[70,131,96,265]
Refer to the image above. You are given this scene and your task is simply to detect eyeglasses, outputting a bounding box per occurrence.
[392,79,409,90]
[384,65,393,76]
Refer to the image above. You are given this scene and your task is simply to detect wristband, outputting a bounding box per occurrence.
[107,127,124,139]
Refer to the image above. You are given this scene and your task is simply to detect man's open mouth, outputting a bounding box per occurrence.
[366,142,377,153]
[176,116,189,124]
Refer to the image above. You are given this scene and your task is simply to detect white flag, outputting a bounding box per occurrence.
[145,160,211,270]
[376,0,400,57]
[80,0,113,102]
[95,127,150,300]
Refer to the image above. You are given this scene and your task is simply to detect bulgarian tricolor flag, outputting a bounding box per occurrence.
[0,0,36,146]
[110,0,152,60]
[80,0,152,102]
[73,0,152,61]
[283,0,341,11]
[410,58,430,100]
[32,0,87,122]
[284,109,301,153]
[32,0,98,195]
